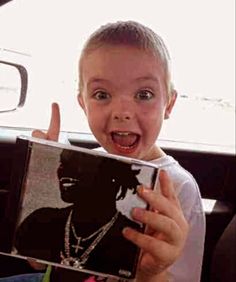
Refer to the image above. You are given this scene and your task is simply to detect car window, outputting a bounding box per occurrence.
[0,0,235,151]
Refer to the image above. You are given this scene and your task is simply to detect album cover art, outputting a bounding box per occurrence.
[1,136,159,280]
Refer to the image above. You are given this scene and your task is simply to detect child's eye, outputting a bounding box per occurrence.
[136,90,154,100]
[93,91,110,100]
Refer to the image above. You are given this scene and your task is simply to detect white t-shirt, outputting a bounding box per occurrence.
[151,155,206,282]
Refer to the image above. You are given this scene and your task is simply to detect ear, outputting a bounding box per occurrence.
[164,89,177,119]
[77,93,88,117]
[77,93,85,110]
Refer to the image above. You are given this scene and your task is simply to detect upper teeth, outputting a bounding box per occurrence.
[116,132,130,136]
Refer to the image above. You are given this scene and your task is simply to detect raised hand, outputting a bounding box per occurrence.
[123,170,189,281]
[32,103,60,141]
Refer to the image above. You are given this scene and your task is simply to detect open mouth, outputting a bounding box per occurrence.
[111,131,140,151]
[59,177,79,189]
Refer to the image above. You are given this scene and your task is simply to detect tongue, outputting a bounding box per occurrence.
[112,133,138,147]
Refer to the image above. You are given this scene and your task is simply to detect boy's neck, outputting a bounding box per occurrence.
[143,145,166,161]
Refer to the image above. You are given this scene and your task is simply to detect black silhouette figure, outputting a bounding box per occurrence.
[15,149,144,279]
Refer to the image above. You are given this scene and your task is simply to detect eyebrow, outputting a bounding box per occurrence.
[87,75,161,89]
[135,75,160,84]
[87,78,110,88]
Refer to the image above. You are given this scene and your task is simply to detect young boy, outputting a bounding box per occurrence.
[33,21,205,281]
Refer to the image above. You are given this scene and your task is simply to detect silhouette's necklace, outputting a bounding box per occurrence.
[71,218,111,253]
[60,210,119,268]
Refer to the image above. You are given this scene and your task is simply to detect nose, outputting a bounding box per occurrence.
[112,97,133,121]
[113,112,131,121]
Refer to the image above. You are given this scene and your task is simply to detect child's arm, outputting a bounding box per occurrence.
[123,170,189,282]
[32,102,60,141]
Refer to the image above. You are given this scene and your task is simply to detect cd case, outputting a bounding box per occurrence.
[1,136,159,280]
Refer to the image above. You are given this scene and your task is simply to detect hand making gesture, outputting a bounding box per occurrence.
[32,102,60,141]
[123,170,189,281]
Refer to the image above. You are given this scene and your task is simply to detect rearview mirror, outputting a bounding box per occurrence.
[0,60,28,113]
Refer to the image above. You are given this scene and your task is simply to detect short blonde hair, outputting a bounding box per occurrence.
[78,21,173,95]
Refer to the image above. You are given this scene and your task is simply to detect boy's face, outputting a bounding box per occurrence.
[78,45,176,161]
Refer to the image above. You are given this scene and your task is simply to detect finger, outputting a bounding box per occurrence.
[132,208,182,244]
[123,227,176,264]
[137,187,187,231]
[138,253,169,276]
[27,258,47,270]
[139,169,180,215]
[159,170,178,204]
[138,187,178,220]
[158,171,188,232]
[32,129,47,139]
[47,102,60,141]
